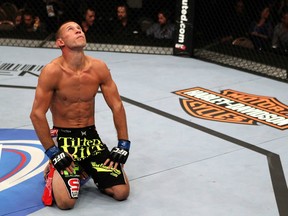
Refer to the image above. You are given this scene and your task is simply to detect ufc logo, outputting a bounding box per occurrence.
[113,148,128,156]
[52,152,65,165]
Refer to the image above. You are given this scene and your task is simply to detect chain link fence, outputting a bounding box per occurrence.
[0,0,176,54]
[0,0,287,82]
[193,0,288,82]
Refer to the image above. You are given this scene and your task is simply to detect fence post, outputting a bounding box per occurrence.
[173,0,195,57]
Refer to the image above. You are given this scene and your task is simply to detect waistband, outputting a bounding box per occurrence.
[53,125,96,134]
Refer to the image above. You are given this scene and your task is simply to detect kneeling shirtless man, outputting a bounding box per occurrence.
[30,21,130,209]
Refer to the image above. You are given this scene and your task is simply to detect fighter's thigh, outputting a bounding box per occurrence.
[52,171,77,209]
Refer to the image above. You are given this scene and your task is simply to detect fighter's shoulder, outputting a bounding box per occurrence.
[41,57,62,75]
[87,55,108,69]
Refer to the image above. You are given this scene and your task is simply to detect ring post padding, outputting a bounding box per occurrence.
[173,0,195,57]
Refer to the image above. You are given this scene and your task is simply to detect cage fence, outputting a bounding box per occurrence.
[0,0,287,82]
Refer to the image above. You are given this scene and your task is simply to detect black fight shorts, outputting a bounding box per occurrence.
[51,125,127,198]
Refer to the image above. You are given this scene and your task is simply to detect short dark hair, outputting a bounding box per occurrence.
[55,21,75,39]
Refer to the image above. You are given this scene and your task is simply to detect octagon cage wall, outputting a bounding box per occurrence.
[0,0,287,83]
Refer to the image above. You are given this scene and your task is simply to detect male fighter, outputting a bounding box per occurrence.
[30,21,130,209]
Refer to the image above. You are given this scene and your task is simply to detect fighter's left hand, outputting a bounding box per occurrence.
[105,140,130,169]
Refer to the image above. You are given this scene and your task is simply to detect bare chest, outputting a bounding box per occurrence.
[56,71,99,103]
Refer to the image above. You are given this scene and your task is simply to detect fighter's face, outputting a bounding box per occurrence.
[57,22,86,49]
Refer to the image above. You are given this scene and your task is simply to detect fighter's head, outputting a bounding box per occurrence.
[55,21,86,49]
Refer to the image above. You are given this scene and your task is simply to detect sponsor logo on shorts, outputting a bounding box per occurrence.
[173,87,288,130]
[68,178,80,198]
[91,163,121,177]
[58,137,105,160]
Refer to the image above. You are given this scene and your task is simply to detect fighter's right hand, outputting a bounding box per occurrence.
[45,145,73,174]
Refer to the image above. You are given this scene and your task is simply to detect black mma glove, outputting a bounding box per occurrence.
[45,145,73,172]
[109,140,130,164]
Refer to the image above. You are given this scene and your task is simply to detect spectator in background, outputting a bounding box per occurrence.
[249,5,274,50]
[17,10,46,34]
[146,9,175,40]
[109,4,138,38]
[23,0,48,29]
[80,7,97,41]
[221,0,251,43]
[271,0,288,25]
[272,8,288,51]
[80,6,106,42]
[14,10,23,27]
[24,0,65,33]
[44,0,65,33]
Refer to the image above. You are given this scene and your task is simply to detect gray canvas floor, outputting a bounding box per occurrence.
[1,46,288,216]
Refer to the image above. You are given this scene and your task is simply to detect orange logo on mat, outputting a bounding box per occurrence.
[173,87,288,130]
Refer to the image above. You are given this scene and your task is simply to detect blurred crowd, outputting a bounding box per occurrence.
[1,0,288,54]
[217,0,288,53]
[0,0,176,43]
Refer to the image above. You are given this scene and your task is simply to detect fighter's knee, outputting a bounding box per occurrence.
[105,185,129,201]
[56,199,76,210]
[113,190,129,201]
